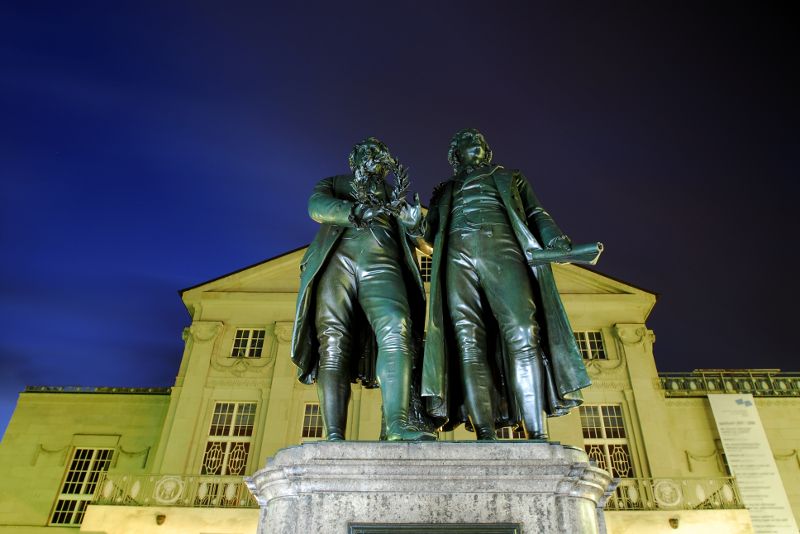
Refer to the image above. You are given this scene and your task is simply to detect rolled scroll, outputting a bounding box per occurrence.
[527,242,604,266]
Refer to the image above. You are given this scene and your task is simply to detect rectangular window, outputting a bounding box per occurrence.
[579,405,634,478]
[417,253,432,283]
[201,402,256,476]
[496,426,526,440]
[231,328,266,358]
[50,448,113,525]
[301,403,324,439]
[574,331,607,360]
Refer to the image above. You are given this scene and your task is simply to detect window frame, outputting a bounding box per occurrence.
[579,404,635,478]
[230,328,267,358]
[416,251,432,283]
[201,401,257,476]
[300,402,325,441]
[49,447,114,526]
[574,330,607,360]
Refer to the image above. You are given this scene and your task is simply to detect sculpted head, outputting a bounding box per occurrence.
[448,128,493,174]
[349,137,391,179]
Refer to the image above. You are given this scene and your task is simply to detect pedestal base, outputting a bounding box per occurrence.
[246,441,613,534]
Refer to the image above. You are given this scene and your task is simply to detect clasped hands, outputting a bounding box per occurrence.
[352,193,423,231]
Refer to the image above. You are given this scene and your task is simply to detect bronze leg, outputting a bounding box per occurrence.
[480,226,547,439]
[358,233,434,441]
[446,232,497,440]
[315,250,357,441]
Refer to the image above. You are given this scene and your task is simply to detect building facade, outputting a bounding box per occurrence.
[1,247,797,533]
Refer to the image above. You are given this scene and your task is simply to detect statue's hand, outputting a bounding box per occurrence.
[398,193,422,229]
[352,203,385,227]
[547,235,572,252]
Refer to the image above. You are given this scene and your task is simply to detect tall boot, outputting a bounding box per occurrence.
[378,350,436,441]
[318,371,350,441]
[462,356,498,441]
[510,351,547,440]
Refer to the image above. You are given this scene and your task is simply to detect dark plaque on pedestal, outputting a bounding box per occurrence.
[349,524,522,534]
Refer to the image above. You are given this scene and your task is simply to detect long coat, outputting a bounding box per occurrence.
[290,175,427,386]
[421,164,591,429]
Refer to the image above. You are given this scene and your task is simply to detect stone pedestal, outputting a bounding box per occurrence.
[246,441,614,534]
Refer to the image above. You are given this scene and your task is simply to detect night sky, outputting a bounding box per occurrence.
[1,2,797,436]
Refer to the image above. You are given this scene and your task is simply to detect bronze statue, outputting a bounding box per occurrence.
[418,128,601,440]
[290,137,435,441]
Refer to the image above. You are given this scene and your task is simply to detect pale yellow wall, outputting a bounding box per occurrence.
[755,398,800,519]
[659,396,800,520]
[662,399,726,478]
[80,505,258,534]
[0,392,169,531]
[605,510,754,534]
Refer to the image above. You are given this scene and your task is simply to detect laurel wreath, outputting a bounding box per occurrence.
[352,156,410,217]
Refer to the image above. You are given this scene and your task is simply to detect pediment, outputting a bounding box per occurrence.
[552,263,652,296]
[181,246,655,302]
[181,247,307,299]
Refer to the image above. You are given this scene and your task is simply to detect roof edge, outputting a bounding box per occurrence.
[572,264,659,299]
[178,244,309,296]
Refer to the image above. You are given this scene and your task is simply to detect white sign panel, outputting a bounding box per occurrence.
[708,394,798,534]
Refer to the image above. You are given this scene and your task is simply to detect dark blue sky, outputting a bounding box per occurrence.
[1,2,797,435]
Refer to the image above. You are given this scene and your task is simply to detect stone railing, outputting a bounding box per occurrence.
[605,477,743,511]
[658,370,800,397]
[93,473,258,508]
[94,472,741,513]
[25,385,171,394]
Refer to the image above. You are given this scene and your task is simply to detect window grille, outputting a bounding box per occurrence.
[301,403,324,439]
[201,402,256,476]
[496,426,526,440]
[417,253,432,282]
[579,405,634,478]
[231,329,266,358]
[574,331,607,360]
[50,448,113,525]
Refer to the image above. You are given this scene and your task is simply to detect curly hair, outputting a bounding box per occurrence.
[348,136,390,172]
[447,128,493,174]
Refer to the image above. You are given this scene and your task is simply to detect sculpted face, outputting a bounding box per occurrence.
[456,133,489,169]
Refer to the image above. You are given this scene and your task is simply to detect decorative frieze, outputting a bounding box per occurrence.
[774,450,800,468]
[586,380,630,391]
[274,321,294,344]
[660,370,800,398]
[210,324,278,377]
[94,472,258,508]
[684,448,725,473]
[116,445,151,469]
[585,356,625,377]
[613,324,655,346]
[607,476,742,511]
[31,443,70,466]
[205,377,272,389]
[184,321,223,343]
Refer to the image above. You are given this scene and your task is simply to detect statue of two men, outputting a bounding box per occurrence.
[291,130,598,441]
